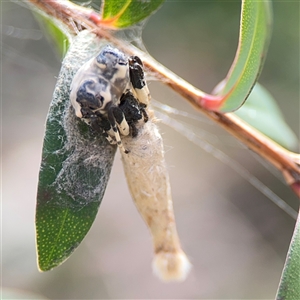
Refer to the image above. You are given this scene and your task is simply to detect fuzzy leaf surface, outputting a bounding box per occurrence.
[36,31,116,271]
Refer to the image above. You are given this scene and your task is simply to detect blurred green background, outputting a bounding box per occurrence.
[2,1,299,299]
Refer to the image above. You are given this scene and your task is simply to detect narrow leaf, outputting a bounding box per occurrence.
[276,209,300,300]
[204,0,272,112]
[234,83,298,151]
[34,13,70,58]
[36,31,116,271]
[101,0,165,28]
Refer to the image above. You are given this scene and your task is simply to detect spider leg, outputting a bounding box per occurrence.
[130,122,139,138]
[104,130,117,144]
[120,91,148,122]
[112,106,130,136]
[88,115,117,144]
[129,56,150,106]
[139,103,149,123]
[107,106,130,153]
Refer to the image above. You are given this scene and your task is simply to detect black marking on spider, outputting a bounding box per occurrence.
[129,56,146,90]
[70,45,150,153]
[119,91,148,138]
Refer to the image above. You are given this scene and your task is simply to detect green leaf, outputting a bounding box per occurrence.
[34,13,70,58]
[276,208,300,300]
[101,0,165,28]
[211,0,272,112]
[234,83,298,151]
[36,31,116,271]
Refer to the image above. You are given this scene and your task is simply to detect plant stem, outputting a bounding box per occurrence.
[27,0,300,198]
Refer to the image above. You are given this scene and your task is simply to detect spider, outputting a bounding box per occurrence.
[70,45,150,153]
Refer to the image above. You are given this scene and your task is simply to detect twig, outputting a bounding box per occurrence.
[26,0,300,198]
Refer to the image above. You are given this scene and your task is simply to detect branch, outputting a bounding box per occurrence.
[27,0,300,197]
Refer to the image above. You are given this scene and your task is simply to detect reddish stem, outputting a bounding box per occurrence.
[27,0,300,198]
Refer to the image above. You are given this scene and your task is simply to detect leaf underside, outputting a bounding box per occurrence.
[276,210,300,300]
[234,83,298,151]
[34,13,70,58]
[36,31,116,271]
[212,0,272,112]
